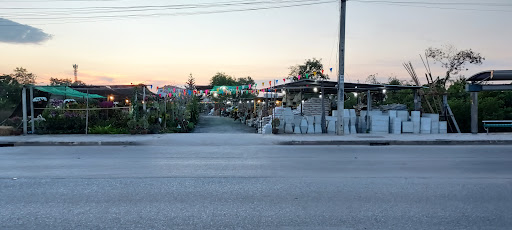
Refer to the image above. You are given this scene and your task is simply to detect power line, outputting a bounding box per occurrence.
[0,0,336,25]
[350,0,512,12]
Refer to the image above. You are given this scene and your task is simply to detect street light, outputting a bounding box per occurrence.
[314,87,318,93]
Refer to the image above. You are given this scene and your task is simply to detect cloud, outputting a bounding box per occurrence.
[0,18,52,44]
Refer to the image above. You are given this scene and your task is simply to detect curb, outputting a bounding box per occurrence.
[0,141,140,147]
[279,140,512,146]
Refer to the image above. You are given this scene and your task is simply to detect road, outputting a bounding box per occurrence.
[1,145,512,229]
[194,116,256,133]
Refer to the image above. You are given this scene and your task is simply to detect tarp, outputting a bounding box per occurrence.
[35,86,105,98]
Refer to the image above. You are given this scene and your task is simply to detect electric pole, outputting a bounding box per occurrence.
[336,0,346,135]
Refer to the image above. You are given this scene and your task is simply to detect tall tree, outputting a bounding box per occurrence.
[186,73,196,91]
[13,67,36,85]
[236,76,255,86]
[287,58,329,81]
[425,45,484,88]
[210,72,236,86]
[50,77,73,86]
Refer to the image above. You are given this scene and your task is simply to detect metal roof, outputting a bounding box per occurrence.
[271,79,423,94]
[467,70,512,82]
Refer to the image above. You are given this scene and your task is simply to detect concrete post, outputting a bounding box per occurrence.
[22,87,28,135]
[471,92,478,134]
[414,89,421,111]
[321,81,327,133]
[366,90,371,133]
[30,86,35,134]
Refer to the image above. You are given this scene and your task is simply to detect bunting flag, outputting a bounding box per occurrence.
[173,88,176,93]
[313,71,317,76]
[330,68,333,72]
[262,82,264,86]
[150,85,153,89]
[168,93,172,97]
[298,75,301,80]
[283,78,286,83]
[269,81,271,86]
[322,69,324,74]
[275,80,278,84]
[248,84,252,89]
[306,73,309,78]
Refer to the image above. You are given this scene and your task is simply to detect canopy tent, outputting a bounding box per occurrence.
[35,86,105,98]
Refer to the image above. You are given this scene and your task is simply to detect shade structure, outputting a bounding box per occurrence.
[35,86,105,98]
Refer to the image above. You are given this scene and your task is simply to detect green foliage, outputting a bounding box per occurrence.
[272,118,280,127]
[186,73,196,91]
[210,72,237,86]
[345,93,357,109]
[13,67,37,85]
[89,125,128,134]
[446,78,512,133]
[236,76,255,86]
[425,45,484,88]
[288,58,329,81]
[0,75,22,114]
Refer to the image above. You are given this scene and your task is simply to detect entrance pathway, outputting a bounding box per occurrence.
[193,115,256,133]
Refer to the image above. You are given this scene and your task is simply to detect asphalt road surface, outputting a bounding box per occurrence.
[1,145,512,229]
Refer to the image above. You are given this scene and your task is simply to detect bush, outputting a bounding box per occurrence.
[89,125,128,134]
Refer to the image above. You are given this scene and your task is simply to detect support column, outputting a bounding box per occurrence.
[366,90,372,133]
[30,86,35,134]
[414,89,421,111]
[321,81,327,133]
[471,92,478,134]
[22,87,28,135]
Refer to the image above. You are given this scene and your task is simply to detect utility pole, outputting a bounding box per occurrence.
[336,0,347,135]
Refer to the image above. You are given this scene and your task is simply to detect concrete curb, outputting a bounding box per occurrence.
[279,140,512,146]
[0,141,139,147]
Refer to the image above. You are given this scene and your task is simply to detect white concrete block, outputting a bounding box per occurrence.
[332,110,338,117]
[327,120,336,134]
[420,117,432,134]
[285,123,294,133]
[314,124,322,134]
[389,110,397,118]
[300,118,308,134]
[392,118,402,134]
[397,111,409,121]
[349,109,357,118]
[439,121,448,134]
[402,121,414,133]
[344,109,350,117]
[411,111,421,134]
[431,121,439,134]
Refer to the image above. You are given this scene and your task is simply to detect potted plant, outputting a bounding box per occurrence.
[127,119,138,135]
[272,118,280,134]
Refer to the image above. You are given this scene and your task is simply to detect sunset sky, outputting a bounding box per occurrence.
[1,0,511,89]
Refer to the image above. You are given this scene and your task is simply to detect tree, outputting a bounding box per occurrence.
[0,75,22,111]
[236,76,255,86]
[13,67,36,85]
[425,45,484,88]
[287,58,329,81]
[210,72,236,86]
[50,77,73,86]
[365,74,380,84]
[186,74,196,91]
[71,80,87,86]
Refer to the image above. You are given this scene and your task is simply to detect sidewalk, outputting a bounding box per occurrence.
[1,133,512,146]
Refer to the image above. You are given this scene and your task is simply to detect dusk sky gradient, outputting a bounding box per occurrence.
[1,0,511,89]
